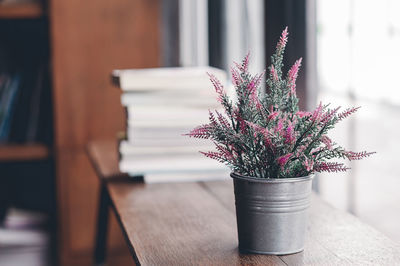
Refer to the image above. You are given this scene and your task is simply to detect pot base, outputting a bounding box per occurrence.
[239,247,304,255]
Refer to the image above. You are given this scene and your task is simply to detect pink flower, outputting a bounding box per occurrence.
[248,70,265,93]
[247,81,255,92]
[277,27,288,52]
[303,159,314,171]
[200,151,224,163]
[234,52,250,72]
[337,106,361,121]
[311,102,323,123]
[344,151,376,161]
[245,121,264,133]
[207,72,225,103]
[250,92,263,111]
[311,147,322,155]
[247,72,265,111]
[287,58,302,94]
[275,117,287,136]
[245,121,273,148]
[268,111,279,120]
[284,124,295,145]
[242,52,250,72]
[321,135,332,150]
[234,109,247,133]
[230,67,242,87]
[277,120,283,132]
[277,153,293,168]
[215,143,235,161]
[215,110,230,129]
[296,111,311,118]
[270,65,278,81]
[295,144,307,157]
[185,125,210,139]
[248,72,265,109]
[209,110,218,126]
[320,107,340,124]
[314,162,349,173]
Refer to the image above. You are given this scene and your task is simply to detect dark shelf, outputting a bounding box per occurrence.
[0,143,50,161]
[0,3,43,19]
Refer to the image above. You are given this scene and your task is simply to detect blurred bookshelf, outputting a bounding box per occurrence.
[0,6,52,158]
[0,0,162,264]
[0,2,44,19]
[0,2,54,265]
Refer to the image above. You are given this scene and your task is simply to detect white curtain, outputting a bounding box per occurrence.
[179,0,265,79]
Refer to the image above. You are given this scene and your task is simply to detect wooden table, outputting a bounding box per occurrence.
[87,141,400,266]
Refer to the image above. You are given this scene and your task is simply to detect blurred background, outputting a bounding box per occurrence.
[0,0,398,265]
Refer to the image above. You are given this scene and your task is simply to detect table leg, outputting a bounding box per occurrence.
[94,184,110,266]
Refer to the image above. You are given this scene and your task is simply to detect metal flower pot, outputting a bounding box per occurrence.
[231,172,314,255]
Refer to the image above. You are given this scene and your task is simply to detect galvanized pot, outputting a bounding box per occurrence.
[231,172,314,255]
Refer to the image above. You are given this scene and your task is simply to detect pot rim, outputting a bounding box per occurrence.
[231,172,314,183]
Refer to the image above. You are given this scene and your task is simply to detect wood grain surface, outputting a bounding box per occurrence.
[107,181,285,265]
[87,141,129,180]
[88,141,400,265]
[107,180,400,266]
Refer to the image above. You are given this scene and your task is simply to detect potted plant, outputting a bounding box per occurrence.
[186,27,374,255]
[187,28,372,255]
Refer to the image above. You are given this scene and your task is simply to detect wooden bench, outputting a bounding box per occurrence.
[87,140,400,265]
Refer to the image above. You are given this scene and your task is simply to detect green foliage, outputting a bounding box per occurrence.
[186,28,374,178]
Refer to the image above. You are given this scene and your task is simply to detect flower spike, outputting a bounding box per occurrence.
[287,58,302,94]
[207,72,225,103]
[337,106,361,121]
[270,65,279,82]
[277,26,289,52]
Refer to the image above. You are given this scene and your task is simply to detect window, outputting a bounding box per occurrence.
[317,0,400,242]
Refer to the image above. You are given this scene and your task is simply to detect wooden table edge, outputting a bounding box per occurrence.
[86,140,400,265]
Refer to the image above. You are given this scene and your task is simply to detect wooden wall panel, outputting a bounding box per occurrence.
[49,0,160,264]
[51,0,160,148]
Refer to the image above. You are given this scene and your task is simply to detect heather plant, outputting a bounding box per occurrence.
[186,27,374,178]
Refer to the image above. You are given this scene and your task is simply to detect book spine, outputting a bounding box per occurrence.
[0,74,21,142]
[117,131,127,161]
[117,106,129,161]
[26,65,44,142]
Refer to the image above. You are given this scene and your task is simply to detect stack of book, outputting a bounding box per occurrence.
[113,67,231,183]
